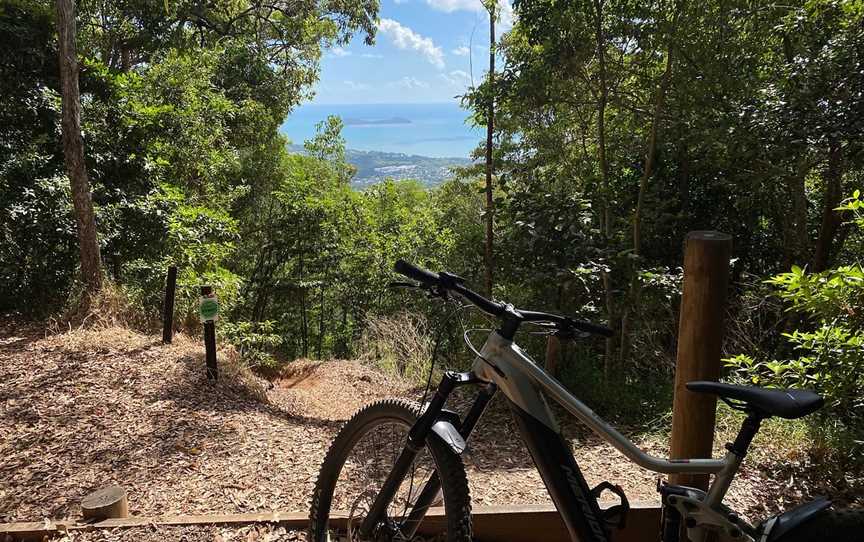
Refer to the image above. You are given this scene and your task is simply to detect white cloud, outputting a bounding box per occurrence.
[425,0,478,12]
[452,46,471,56]
[440,70,472,87]
[498,2,514,31]
[425,0,514,32]
[329,46,352,57]
[377,18,445,69]
[391,76,431,89]
[343,80,371,91]
[361,53,384,59]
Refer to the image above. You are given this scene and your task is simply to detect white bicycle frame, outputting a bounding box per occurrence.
[471,330,751,541]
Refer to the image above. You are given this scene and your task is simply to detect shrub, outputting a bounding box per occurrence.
[358,312,434,384]
[220,320,283,371]
[726,192,864,451]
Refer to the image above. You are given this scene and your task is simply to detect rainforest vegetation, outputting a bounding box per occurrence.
[1,0,862,456]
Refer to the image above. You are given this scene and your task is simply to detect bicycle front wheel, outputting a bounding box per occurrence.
[308,399,473,542]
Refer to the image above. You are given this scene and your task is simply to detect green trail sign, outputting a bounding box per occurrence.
[199,294,219,322]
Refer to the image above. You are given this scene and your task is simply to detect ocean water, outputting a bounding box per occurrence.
[280,103,482,158]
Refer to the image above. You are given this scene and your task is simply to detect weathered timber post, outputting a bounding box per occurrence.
[669,231,732,490]
[545,333,562,377]
[200,285,218,382]
[81,485,129,520]
[162,266,178,344]
[545,328,573,377]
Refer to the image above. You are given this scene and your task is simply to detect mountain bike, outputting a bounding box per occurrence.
[309,260,864,542]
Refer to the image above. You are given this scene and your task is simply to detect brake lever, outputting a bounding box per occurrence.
[388,281,450,302]
[388,281,419,289]
[427,286,449,300]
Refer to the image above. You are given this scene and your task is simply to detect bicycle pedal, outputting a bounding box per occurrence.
[591,481,630,529]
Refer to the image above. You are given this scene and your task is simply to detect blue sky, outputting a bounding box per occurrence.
[312,0,513,104]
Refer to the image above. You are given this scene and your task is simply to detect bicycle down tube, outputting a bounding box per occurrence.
[468,330,740,542]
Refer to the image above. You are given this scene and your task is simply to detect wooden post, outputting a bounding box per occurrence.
[162,266,177,344]
[669,231,732,490]
[81,486,129,521]
[200,285,218,382]
[545,328,575,378]
[545,333,565,377]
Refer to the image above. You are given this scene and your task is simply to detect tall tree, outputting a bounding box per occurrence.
[621,0,684,363]
[483,0,497,296]
[589,0,616,378]
[56,0,102,293]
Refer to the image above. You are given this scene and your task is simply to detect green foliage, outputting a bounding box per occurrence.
[221,320,283,369]
[0,0,378,317]
[727,192,864,447]
[2,0,863,470]
[231,115,461,361]
[303,115,356,183]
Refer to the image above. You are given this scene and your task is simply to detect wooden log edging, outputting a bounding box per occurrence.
[0,502,661,541]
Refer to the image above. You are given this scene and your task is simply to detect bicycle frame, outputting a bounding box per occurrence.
[471,330,745,541]
[360,329,748,542]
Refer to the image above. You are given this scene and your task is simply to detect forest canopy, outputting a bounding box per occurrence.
[1,0,862,452]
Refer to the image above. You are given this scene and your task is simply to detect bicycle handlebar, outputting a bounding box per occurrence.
[395,259,506,317]
[393,259,613,338]
[394,259,441,285]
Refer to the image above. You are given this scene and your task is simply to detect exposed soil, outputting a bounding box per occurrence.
[1,319,859,541]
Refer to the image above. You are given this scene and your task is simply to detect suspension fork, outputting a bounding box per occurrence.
[359,372,489,537]
[399,382,498,538]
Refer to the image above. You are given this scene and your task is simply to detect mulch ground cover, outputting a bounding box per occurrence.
[2,318,857,540]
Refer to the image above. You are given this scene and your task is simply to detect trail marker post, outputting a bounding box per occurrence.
[200,285,218,382]
[669,231,732,490]
[162,266,178,344]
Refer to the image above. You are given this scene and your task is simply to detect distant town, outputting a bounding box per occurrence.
[289,144,474,188]
[345,148,473,187]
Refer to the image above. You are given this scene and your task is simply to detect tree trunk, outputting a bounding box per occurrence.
[622,4,681,364]
[782,158,811,268]
[299,253,308,358]
[483,5,496,297]
[57,0,102,294]
[592,0,615,379]
[633,21,678,256]
[545,334,564,377]
[812,142,845,272]
[317,284,325,359]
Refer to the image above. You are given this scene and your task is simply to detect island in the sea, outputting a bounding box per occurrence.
[343,117,411,126]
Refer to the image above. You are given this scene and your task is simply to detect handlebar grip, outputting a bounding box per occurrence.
[394,259,440,287]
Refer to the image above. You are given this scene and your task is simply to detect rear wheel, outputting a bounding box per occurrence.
[309,399,472,542]
[776,508,864,542]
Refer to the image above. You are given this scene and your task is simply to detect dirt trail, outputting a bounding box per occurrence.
[0,320,847,538]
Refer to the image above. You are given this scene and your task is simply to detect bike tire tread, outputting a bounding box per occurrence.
[308,398,473,542]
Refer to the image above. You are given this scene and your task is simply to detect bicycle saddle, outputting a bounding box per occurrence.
[686,381,824,419]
